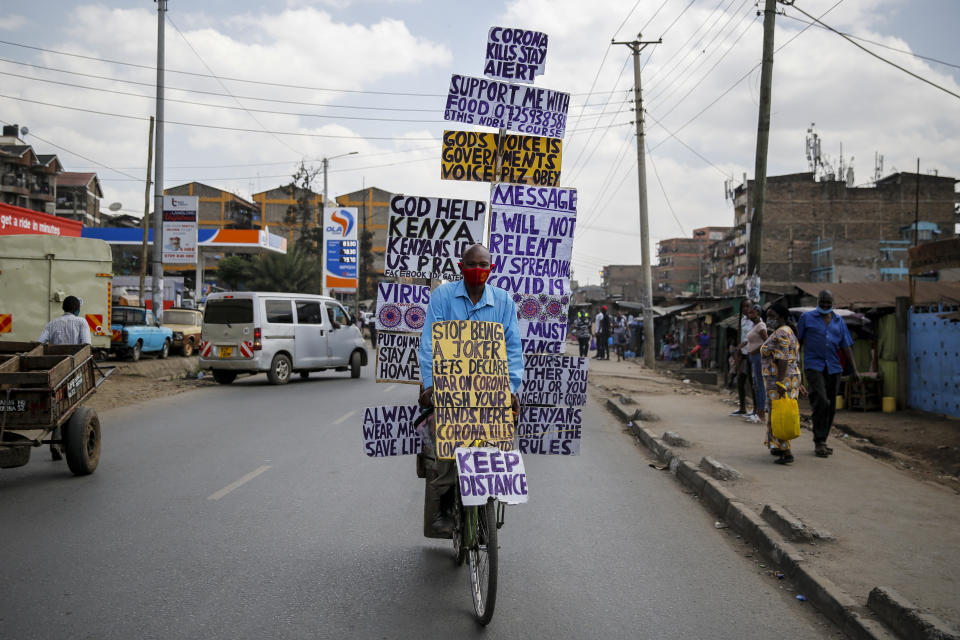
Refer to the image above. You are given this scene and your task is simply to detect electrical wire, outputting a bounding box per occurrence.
[643,0,733,90]
[643,110,732,179]
[647,144,688,236]
[565,55,632,180]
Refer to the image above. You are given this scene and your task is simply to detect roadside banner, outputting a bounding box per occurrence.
[362,405,423,457]
[488,183,577,298]
[161,195,198,264]
[513,292,569,354]
[440,130,561,186]
[376,332,421,384]
[455,447,529,505]
[517,406,582,456]
[375,281,430,332]
[385,194,486,280]
[323,207,358,291]
[484,26,548,83]
[432,320,515,459]
[444,74,570,139]
[518,354,589,406]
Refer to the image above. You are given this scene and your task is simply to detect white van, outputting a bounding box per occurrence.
[199,291,368,385]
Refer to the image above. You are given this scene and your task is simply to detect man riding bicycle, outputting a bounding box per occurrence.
[417,243,524,537]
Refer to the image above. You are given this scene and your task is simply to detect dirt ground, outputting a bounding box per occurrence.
[595,365,960,490]
[86,369,216,414]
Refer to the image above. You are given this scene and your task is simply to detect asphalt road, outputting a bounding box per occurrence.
[0,358,836,639]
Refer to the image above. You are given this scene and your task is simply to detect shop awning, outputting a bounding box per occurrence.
[82,227,287,255]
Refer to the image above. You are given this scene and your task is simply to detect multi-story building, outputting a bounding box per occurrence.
[336,186,393,276]
[655,227,730,296]
[602,264,646,301]
[164,182,260,230]
[252,185,324,247]
[56,172,103,227]
[0,125,61,214]
[726,171,957,289]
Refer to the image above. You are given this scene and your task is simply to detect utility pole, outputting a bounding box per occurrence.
[613,34,660,369]
[151,0,167,319]
[746,0,778,281]
[139,116,154,303]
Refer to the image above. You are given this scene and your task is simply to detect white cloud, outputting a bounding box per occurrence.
[0,15,27,31]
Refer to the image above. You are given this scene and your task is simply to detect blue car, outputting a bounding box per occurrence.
[110,306,173,361]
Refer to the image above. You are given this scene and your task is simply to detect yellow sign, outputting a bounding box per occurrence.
[440,130,562,186]
[432,320,514,459]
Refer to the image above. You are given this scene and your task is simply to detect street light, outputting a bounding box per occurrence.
[322,151,359,208]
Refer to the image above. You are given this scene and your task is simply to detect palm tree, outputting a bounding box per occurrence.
[245,248,322,293]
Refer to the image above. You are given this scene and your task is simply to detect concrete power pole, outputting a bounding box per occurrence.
[151,0,167,318]
[746,0,778,278]
[139,116,154,304]
[613,34,660,369]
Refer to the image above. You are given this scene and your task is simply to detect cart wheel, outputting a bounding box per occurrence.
[63,407,101,476]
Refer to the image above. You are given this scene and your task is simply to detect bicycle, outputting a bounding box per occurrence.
[415,409,505,626]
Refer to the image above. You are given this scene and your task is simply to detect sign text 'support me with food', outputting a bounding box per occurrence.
[385,195,486,280]
[361,405,423,457]
[432,320,515,459]
[375,282,430,333]
[518,354,589,406]
[484,27,548,83]
[444,74,570,139]
[440,130,562,186]
[488,183,577,297]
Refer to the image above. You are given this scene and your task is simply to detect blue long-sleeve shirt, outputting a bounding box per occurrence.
[418,280,524,393]
[797,309,854,374]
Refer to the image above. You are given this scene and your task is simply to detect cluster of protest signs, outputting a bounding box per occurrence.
[362,26,593,506]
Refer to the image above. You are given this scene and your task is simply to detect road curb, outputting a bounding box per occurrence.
[605,397,897,640]
[867,587,960,640]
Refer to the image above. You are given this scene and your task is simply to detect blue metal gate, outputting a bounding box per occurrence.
[908,304,960,417]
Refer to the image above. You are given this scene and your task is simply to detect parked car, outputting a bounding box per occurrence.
[162,308,203,356]
[199,292,368,385]
[110,306,173,361]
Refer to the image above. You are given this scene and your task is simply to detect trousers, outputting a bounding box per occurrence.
[737,355,753,412]
[805,368,840,443]
[578,336,590,357]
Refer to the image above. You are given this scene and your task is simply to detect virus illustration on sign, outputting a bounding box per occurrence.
[379,304,402,329]
[404,306,426,330]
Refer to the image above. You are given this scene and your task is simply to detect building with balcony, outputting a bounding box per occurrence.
[56,172,104,227]
[0,125,61,215]
[656,227,730,296]
[164,182,261,230]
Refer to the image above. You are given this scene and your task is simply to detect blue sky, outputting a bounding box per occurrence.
[2,0,958,283]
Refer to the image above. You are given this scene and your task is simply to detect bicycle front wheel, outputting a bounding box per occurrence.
[467,498,498,625]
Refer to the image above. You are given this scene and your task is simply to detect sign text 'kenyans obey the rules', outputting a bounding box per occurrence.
[385,195,486,280]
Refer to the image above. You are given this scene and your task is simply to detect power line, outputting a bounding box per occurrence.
[565,55,632,179]
[787,2,960,101]
[643,0,734,90]
[0,38,625,98]
[0,117,142,181]
[643,111,732,179]
[647,144,688,236]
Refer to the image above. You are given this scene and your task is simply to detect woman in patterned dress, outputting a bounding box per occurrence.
[760,303,807,465]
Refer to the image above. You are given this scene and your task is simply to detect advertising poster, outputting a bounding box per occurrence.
[385,194,486,280]
[488,183,577,298]
[375,282,430,332]
[161,195,198,264]
[440,130,562,186]
[361,405,423,457]
[444,74,570,139]
[484,27,548,84]
[431,320,515,459]
[323,207,358,291]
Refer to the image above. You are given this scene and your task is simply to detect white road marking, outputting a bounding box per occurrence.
[384,384,397,392]
[207,465,271,501]
[333,410,356,425]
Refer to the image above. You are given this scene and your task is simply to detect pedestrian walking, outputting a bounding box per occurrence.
[742,304,768,424]
[730,299,755,417]
[594,306,610,360]
[797,290,860,458]
[760,303,806,464]
[697,328,711,368]
[574,312,591,357]
[38,295,91,345]
[613,312,627,361]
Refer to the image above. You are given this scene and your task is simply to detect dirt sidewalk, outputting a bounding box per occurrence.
[586,354,960,631]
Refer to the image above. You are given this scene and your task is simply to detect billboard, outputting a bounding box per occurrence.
[324,207,358,291]
[161,195,198,264]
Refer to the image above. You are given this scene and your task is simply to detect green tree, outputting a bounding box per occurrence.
[283,161,323,258]
[245,248,322,293]
[216,255,252,290]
